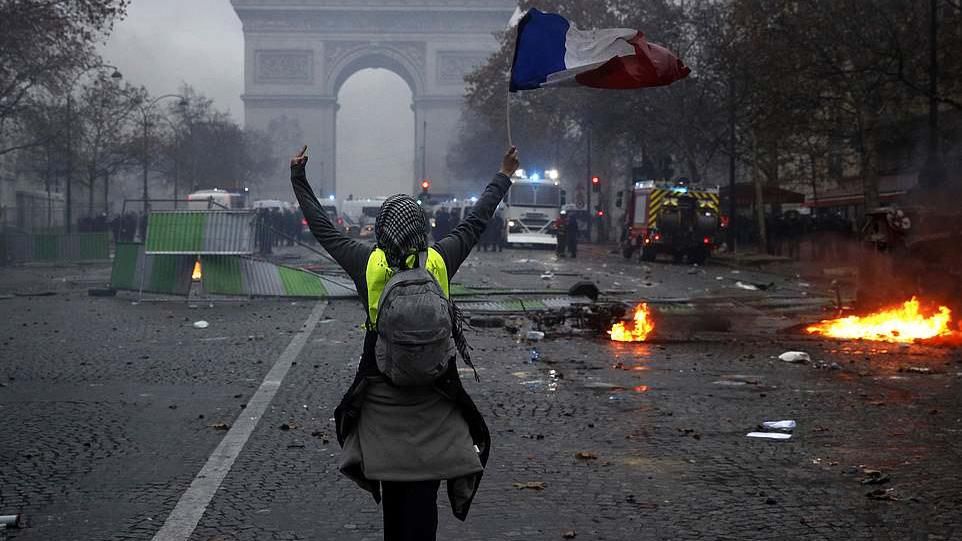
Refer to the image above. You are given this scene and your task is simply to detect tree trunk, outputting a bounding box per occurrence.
[752,132,768,254]
[860,108,880,213]
[87,167,96,218]
[102,171,110,214]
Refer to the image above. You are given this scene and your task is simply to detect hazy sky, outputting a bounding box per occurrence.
[100,0,245,118]
[100,0,415,199]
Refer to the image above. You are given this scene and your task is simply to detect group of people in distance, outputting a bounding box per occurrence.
[432,206,505,252]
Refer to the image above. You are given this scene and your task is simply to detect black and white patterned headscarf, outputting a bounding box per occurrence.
[375,194,428,269]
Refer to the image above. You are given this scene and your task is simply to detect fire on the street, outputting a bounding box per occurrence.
[609,303,654,342]
[192,260,202,281]
[806,297,953,343]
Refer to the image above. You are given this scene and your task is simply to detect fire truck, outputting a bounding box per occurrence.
[619,180,721,264]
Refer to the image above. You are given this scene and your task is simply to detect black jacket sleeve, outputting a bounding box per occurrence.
[291,163,370,287]
[434,172,512,278]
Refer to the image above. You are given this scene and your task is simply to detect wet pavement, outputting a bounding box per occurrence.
[1,246,960,540]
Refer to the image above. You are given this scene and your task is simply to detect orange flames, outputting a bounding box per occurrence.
[192,260,202,281]
[609,303,655,342]
[806,297,953,343]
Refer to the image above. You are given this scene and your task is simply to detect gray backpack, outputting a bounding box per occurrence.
[374,258,456,387]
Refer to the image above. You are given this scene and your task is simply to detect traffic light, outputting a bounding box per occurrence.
[591,175,601,193]
[421,179,430,194]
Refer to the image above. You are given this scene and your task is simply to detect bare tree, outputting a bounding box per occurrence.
[0,0,129,155]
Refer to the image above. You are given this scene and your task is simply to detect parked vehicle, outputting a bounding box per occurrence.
[619,180,721,264]
[187,189,249,210]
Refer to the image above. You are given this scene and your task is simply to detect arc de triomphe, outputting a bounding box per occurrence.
[230,0,516,200]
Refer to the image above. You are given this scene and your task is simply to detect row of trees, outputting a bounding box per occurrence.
[0,0,275,231]
[456,0,962,249]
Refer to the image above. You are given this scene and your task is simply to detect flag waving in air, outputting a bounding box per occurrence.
[509,9,691,92]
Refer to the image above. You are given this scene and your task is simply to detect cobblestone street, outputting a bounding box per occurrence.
[2,247,961,540]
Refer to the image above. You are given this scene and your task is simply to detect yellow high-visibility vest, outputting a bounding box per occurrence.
[365,247,449,327]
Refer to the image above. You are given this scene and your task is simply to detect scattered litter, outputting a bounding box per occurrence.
[209,422,230,431]
[526,331,545,341]
[193,320,210,329]
[746,432,791,440]
[735,281,759,291]
[583,382,626,391]
[715,276,725,281]
[779,351,810,364]
[562,531,577,539]
[899,366,934,374]
[529,349,541,363]
[687,267,701,275]
[279,422,298,431]
[866,488,899,501]
[575,451,598,460]
[860,469,890,485]
[760,420,796,432]
[512,481,546,491]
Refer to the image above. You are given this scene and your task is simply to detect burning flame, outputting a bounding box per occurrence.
[609,303,654,342]
[806,297,952,343]
[192,260,202,281]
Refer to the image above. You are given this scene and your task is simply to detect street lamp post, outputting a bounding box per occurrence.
[136,94,188,215]
[63,65,122,233]
[920,0,946,191]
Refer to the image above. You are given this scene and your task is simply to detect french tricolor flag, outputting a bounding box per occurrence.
[509,9,691,92]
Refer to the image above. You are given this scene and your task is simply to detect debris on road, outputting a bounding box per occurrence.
[866,488,899,501]
[575,451,598,460]
[735,281,759,291]
[526,330,545,342]
[899,366,935,374]
[193,320,210,329]
[14,291,56,297]
[279,422,298,431]
[861,469,891,485]
[0,514,24,529]
[746,432,792,440]
[470,315,505,328]
[779,351,811,364]
[209,422,230,431]
[513,481,546,491]
[760,420,796,432]
[87,287,116,297]
[562,531,577,539]
[529,349,541,363]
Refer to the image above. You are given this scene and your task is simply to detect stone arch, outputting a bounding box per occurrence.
[232,0,515,200]
[325,42,426,98]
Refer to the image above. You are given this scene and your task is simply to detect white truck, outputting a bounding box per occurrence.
[504,171,562,247]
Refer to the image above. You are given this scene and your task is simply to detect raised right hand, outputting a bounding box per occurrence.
[500,146,520,178]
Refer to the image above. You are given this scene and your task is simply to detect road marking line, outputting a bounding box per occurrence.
[152,301,328,541]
